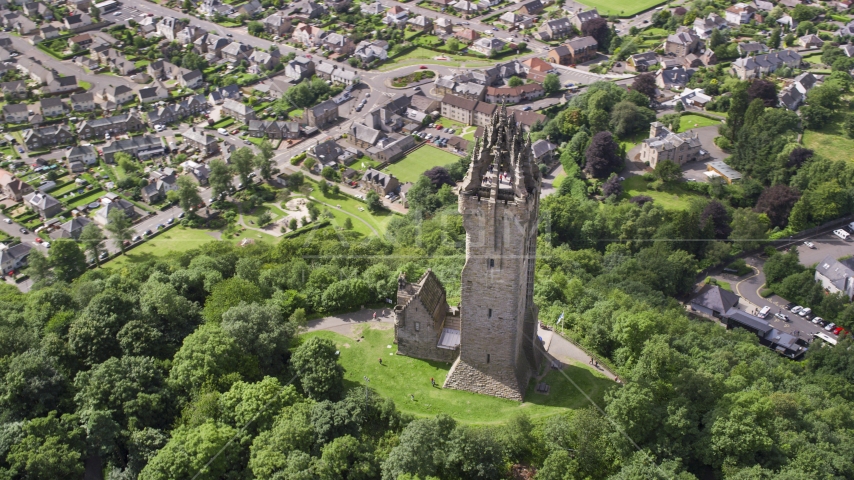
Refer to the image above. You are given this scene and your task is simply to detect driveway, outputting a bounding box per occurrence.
[706,254,838,342]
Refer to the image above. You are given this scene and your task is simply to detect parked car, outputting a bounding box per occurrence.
[784,302,796,310]
[799,307,812,317]
[791,306,803,314]
[3,218,11,224]
[43,242,50,249]
[132,235,141,242]
[804,241,815,249]
[419,65,427,69]
[34,237,42,244]
[833,326,844,335]
[167,217,174,224]
[144,229,152,236]
[825,322,837,331]
[99,251,108,259]
[775,313,788,321]
[244,140,252,145]
[178,212,185,219]
[217,128,229,135]
[812,316,823,324]
[19,228,27,234]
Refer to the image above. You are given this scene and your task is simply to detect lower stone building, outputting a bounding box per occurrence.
[361,168,400,196]
[394,270,460,363]
[305,98,339,128]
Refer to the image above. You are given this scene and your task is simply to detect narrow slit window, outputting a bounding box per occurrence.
[488,308,492,318]
[487,354,490,364]
[489,258,495,268]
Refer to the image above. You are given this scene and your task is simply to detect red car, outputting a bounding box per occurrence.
[435,125,443,129]
[833,326,844,335]
[419,65,427,69]
[231,129,240,135]
[34,237,42,243]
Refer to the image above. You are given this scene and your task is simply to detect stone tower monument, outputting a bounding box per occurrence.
[442,105,543,400]
[392,106,542,401]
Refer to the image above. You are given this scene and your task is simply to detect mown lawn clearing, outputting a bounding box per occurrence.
[303,327,615,424]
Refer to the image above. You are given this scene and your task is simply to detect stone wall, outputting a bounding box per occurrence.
[443,357,525,401]
[395,297,457,363]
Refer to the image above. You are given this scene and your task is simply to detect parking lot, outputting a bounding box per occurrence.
[104,5,142,23]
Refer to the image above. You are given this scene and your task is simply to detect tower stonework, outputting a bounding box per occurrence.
[392,106,542,401]
[442,105,543,401]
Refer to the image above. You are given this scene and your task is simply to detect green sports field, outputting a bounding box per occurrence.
[383,145,461,183]
[576,0,665,16]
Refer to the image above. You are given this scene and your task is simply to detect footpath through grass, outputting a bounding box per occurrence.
[620,176,706,210]
[303,327,615,424]
[383,145,461,183]
[306,185,395,235]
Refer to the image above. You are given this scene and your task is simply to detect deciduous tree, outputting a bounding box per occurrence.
[753,184,800,228]
[175,175,203,215]
[79,223,106,267]
[543,73,561,95]
[584,131,622,179]
[631,73,656,100]
[232,147,256,187]
[221,302,296,375]
[208,158,233,200]
[290,336,343,401]
[48,239,87,282]
[104,209,134,255]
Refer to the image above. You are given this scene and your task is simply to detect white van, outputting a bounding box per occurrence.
[834,229,850,240]
[758,306,771,319]
[848,222,854,231]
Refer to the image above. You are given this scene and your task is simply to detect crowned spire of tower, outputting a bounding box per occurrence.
[460,105,539,199]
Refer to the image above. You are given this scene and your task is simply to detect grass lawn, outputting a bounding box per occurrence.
[620,176,706,210]
[461,126,477,142]
[245,202,288,225]
[313,202,375,237]
[78,80,92,90]
[307,184,395,235]
[50,182,82,198]
[431,117,467,132]
[104,227,218,269]
[705,276,732,291]
[210,118,236,129]
[680,114,721,130]
[65,189,105,209]
[801,52,824,64]
[380,48,496,71]
[803,108,854,161]
[551,169,567,189]
[230,228,278,245]
[303,327,615,424]
[575,0,665,16]
[383,145,461,183]
[618,129,649,152]
[642,27,669,36]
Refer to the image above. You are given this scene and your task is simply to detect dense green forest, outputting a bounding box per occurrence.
[1,197,854,479]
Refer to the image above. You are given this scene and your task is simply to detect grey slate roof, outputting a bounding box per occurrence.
[692,284,740,314]
[815,255,854,291]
